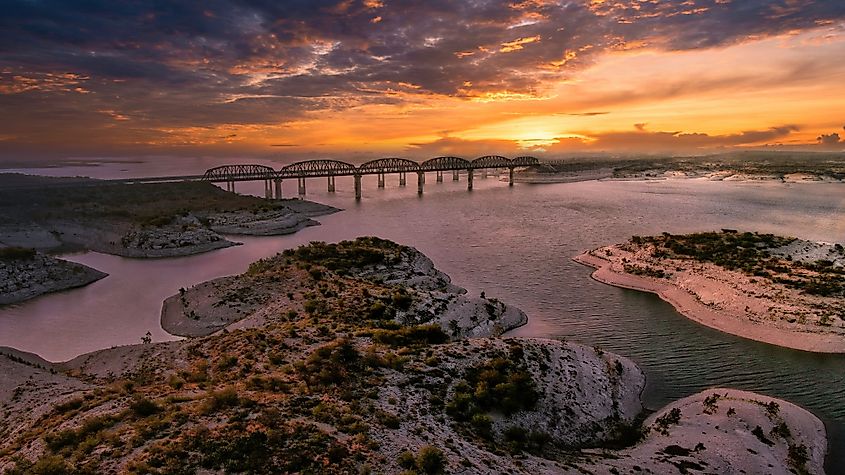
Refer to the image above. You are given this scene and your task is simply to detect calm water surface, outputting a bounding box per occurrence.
[1,165,844,468]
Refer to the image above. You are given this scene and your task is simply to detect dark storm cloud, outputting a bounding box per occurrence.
[1,0,844,148]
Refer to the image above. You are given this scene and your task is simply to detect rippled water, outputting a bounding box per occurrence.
[1,167,844,468]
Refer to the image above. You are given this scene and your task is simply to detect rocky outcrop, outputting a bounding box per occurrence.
[0,252,107,305]
[119,216,236,258]
[161,241,527,338]
[588,389,827,475]
[206,200,339,236]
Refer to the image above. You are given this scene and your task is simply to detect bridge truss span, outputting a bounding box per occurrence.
[280,159,357,178]
[359,157,421,174]
[471,155,512,169]
[202,164,276,182]
[510,156,540,167]
[419,156,470,171]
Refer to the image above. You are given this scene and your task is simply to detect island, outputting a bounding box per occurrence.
[575,231,845,353]
[0,174,338,304]
[0,238,826,474]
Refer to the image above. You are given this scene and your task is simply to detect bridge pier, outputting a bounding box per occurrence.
[467,169,474,191]
[264,180,272,199]
[509,167,515,186]
[327,175,335,192]
[377,172,385,188]
[481,168,487,179]
[436,170,443,183]
[297,177,306,195]
[453,170,459,181]
[274,179,282,199]
[417,172,424,195]
[354,174,362,200]
[399,172,406,186]
[227,180,235,193]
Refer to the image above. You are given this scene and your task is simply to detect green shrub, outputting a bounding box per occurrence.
[297,338,360,387]
[653,407,682,434]
[752,425,774,446]
[451,356,538,418]
[397,450,417,469]
[372,325,448,347]
[504,426,528,453]
[216,355,238,371]
[378,410,401,429]
[0,247,36,261]
[788,443,809,471]
[140,214,174,227]
[416,445,446,474]
[470,413,493,439]
[44,414,119,452]
[368,301,388,319]
[6,455,73,475]
[54,397,84,414]
[203,386,240,413]
[391,291,413,310]
[130,396,161,418]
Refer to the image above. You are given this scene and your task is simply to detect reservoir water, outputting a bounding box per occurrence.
[1,161,844,468]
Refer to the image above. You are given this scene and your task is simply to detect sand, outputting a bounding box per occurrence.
[574,251,845,353]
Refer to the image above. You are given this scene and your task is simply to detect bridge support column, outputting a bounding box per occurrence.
[467,169,474,191]
[377,172,385,188]
[264,180,272,199]
[417,172,424,195]
[354,174,362,200]
[481,168,487,178]
[453,170,459,181]
[509,167,515,186]
[297,177,306,196]
[227,180,235,193]
[436,170,443,183]
[399,172,406,186]
[274,179,282,199]
[327,176,335,192]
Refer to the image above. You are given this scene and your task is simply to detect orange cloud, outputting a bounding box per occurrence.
[500,35,542,52]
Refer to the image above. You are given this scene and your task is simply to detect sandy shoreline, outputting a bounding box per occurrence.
[574,251,845,353]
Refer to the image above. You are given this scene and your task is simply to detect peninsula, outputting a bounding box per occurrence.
[0,174,337,305]
[575,231,845,353]
[0,238,827,474]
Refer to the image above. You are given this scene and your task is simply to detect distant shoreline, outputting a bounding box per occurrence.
[573,251,845,353]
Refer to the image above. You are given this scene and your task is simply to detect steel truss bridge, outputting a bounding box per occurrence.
[200,155,540,200]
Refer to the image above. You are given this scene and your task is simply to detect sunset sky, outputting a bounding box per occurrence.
[2,0,845,160]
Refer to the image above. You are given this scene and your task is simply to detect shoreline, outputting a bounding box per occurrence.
[0,239,831,473]
[573,251,845,353]
[0,253,108,306]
